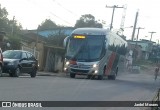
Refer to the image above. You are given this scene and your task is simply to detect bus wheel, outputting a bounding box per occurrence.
[70,73,76,78]
[98,67,105,80]
[108,74,116,80]
[116,68,118,76]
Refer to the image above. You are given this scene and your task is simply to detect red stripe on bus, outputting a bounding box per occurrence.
[105,52,116,75]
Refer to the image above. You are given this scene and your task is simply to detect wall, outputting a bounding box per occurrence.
[44,48,64,72]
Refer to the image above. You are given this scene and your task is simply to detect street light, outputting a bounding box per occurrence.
[136,27,145,41]
[149,31,156,41]
[106,5,124,30]
[124,26,133,28]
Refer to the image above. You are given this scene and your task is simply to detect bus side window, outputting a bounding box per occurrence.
[105,38,108,49]
[101,38,107,57]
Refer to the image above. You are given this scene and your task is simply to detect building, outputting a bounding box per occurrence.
[127,39,154,60]
[29,27,75,37]
[127,43,142,60]
[21,27,75,72]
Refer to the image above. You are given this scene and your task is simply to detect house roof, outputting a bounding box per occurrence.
[28,27,75,37]
[22,32,46,43]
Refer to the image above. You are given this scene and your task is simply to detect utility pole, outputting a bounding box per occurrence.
[34,25,39,58]
[120,4,127,31]
[149,31,156,41]
[136,27,144,41]
[131,10,139,41]
[106,5,123,30]
[11,16,15,36]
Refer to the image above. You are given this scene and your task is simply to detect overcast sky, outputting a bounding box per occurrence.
[0,0,160,42]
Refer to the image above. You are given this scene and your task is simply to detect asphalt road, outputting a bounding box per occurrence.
[0,71,159,110]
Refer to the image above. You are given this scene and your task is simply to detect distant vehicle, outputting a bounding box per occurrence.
[0,48,3,76]
[63,28,127,80]
[2,50,38,77]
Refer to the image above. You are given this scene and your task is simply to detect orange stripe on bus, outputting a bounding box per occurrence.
[105,52,116,75]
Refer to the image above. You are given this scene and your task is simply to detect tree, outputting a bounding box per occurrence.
[74,14,103,28]
[0,4,22,50]
[0,5,22,33]
[0,5,9,32]
[38,19,58,31]
[47,30,66,47]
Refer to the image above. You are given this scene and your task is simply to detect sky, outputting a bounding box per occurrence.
[0,0,160,42]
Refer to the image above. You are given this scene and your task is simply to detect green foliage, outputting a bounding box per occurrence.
[109,44,127,55]
[0,5,22,34]
[47,31,66,47]
[74,14,103,28]
[38,19,58,31]
[0,4,22,51]
[7,35,21,50]
[46,31,66,56]
[117,44,127,55]
[0,5,8,18]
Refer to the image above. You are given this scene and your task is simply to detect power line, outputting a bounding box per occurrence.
[49,12,73,26]
[52,0,79,17]
[26,0,73,26]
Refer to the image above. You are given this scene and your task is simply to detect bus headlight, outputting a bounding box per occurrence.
[64,67,67,71]
[94,70,98,74]
[66,61,69,65]
[93,64,97,68]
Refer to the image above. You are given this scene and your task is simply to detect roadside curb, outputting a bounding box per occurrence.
[37,72,67,77]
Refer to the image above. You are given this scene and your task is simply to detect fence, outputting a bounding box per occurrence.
[21,46,39,60]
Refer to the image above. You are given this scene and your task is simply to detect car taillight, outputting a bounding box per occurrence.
[0,53,3,62]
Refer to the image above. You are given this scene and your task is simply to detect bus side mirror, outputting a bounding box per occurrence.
[63,36,69,48]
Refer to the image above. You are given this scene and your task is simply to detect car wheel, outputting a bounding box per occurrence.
[9,73,14,77]
[70,73,75,78]
[13,68,20,77]
[108,74,116,80]
[30,68,37,78]
[0,66,2,77]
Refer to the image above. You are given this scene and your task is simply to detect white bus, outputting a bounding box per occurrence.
[63,28,127,80]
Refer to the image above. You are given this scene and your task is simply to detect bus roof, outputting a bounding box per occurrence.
[71,28,110,35]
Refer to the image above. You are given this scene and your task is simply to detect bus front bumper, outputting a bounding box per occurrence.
[64,67,98,75]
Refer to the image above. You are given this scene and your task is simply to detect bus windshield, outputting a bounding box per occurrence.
[66,35,105,62]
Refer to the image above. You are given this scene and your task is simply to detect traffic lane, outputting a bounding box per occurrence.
[0,74,156,110]
[0,73,159,101]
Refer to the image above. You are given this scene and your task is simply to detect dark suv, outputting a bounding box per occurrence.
[2,50,38,77]
[0,48,3,76]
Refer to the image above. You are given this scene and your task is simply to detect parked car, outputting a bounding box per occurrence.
[2,50,38,77]
[0,48,3,76]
